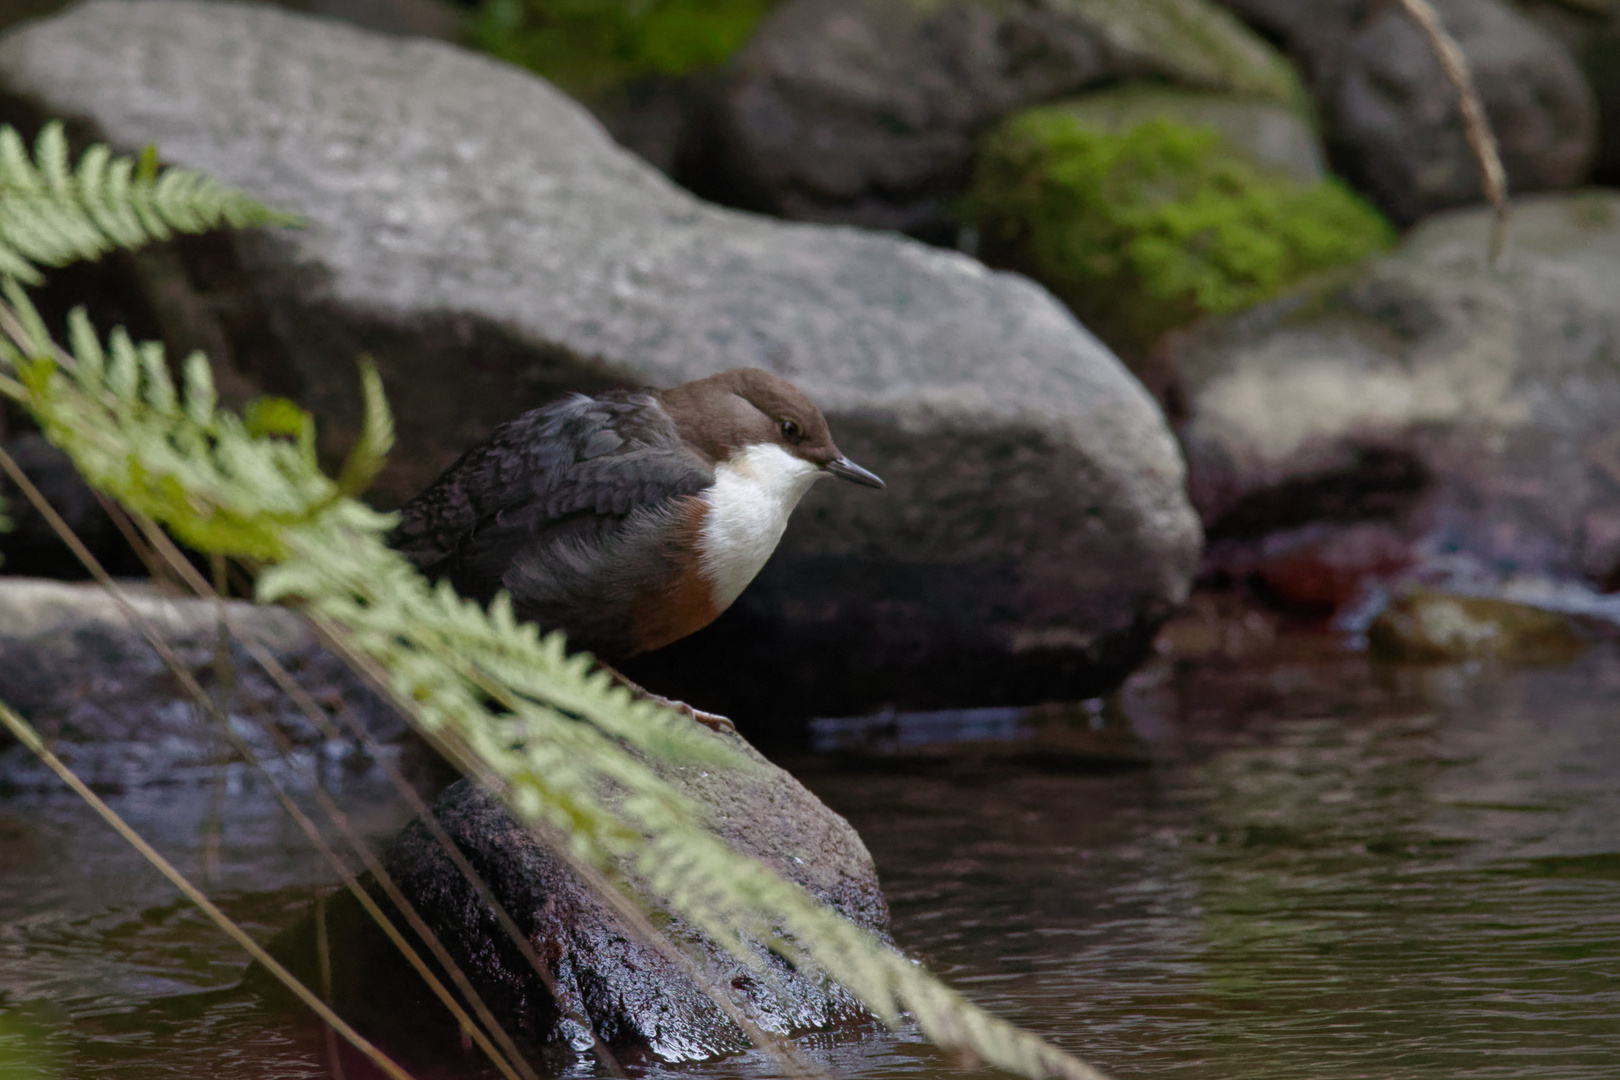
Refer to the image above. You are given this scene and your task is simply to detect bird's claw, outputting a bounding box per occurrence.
[648,693,735,732]
[690,708,736,733]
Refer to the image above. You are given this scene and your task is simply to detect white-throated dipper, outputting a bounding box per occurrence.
[390,368,884,725]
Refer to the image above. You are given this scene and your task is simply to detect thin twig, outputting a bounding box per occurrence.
[315,892,348,1080]
[92,491,187,594]
[0,700,417,1080]
[1393,0,1511,262]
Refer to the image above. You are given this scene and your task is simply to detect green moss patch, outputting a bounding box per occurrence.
[960,104,1395,357]
[471,0,774,96]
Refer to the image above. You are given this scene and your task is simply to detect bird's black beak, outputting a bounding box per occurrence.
[826,456,885,489]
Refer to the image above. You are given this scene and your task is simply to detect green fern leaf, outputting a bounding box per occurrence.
[0,121,295,283]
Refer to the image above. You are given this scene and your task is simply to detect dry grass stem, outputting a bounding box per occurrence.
[1393,0,1510,260]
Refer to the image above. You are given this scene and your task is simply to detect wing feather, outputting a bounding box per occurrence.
[388,391,713,609]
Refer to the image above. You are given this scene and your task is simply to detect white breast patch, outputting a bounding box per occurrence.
[698,443,823,610]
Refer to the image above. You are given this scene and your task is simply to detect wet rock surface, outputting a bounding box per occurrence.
[262,746,890,1070]
[0,0,1202,725]
[1164,192,1620,605]
[702,0,1303,237]
[1219,0,1596,225]
[0,578,413,792]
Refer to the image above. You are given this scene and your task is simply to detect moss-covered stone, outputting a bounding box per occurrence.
[1049,83,1326,182]
[960,88,1395,359]
[1367,590,1587,667]
[471,0,773,96]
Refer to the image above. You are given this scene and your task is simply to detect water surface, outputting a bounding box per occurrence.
[2,623,1616,1079]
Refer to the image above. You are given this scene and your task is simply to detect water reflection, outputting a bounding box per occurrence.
[2,624,1618,1079]
[796,634,1620,1080]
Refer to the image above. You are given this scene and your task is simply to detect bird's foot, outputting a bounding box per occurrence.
[652,695,736,733]
[596,662,736,732]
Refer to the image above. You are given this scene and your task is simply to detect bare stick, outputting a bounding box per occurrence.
[1393,0,1510,261]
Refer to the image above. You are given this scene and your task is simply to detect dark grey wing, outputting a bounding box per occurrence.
[388,391,713,604]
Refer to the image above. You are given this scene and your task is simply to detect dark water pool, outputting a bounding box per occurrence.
[2,619,1617,1080]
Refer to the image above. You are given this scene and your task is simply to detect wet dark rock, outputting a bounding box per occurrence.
[0,578,412,792]
[0,0,1202,725]
[1163,192,1620,601]
[261,748,889,1069]
[1368,589,1587,665]
[0,432,142,580]
[701,0,1303,237]
[1219,0,1596,225]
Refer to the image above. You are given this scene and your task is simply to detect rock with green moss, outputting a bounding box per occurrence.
[1044,84,1327,183]
[470,0,774,97]
[959,89,1394,359]
[1368,590,1587,666]
[705,0,1305,237]
[465,0,777,176]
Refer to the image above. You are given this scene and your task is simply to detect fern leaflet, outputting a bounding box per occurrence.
[0,122,293,283]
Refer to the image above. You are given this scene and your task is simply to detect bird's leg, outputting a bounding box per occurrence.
[594,662,736,733]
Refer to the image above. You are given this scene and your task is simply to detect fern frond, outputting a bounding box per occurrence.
[0,273,1111,1080]
[0,122,294,283]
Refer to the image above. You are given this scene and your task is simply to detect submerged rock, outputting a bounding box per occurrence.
[1219,0,1596,225]
[703,0,1303,237]
[262,745,889,1069]
[1164,192,1620,602]
[0,0,1202,724]
[1368,590,1587,665]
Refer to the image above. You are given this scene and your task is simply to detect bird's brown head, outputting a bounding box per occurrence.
[658,368,884,488]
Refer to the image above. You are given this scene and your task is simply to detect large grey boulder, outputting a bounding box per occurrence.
[0,0,1202,723]
[263,755,889,1069]
[1164,192,1620,601]
[703,0,1304,237]
[1220,0,1596,225]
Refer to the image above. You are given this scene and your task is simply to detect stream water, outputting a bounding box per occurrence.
[1,612,1617,1080]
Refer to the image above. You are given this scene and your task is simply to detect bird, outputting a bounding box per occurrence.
[388,368,885,727]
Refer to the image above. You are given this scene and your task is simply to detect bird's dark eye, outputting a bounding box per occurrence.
[779,418,802,442]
